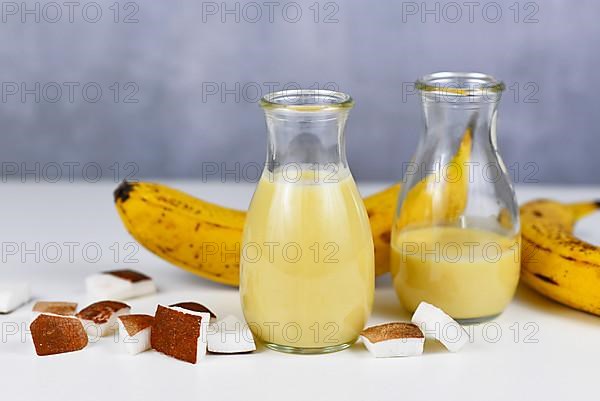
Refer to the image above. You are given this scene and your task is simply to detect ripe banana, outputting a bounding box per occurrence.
[364,183,401,275]
[114,181,399,286]
[113,130,473,287]
[394,126,472,231]
[521,199,600,316]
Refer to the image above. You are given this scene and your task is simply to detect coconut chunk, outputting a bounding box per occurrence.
[119,314,154,336]
[360,322,424,357]
[411,302,469,352]
[169,301,217,319]
[30,314,88,356]
[32,301,77,316]
[207,315,256,354]
[76,300,131,337]
[105,269,151,282]
[151,305,211,364]
[85,269,156,300]
[118,314,154,355]
[0,282,30,314]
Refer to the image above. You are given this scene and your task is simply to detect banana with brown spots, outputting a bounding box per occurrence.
[114,180,401,286]
[112,130,473,287]
[520,199,600,315]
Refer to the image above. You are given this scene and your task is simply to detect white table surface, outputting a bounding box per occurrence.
[1,181,600,401]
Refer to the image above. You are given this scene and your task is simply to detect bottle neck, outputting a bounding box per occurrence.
[416,71,504,149]
[263,109,350,174]
[421,98,499,147]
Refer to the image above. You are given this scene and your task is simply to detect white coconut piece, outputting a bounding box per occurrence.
[411,302,469,352]
[32,301,77,317]
[30,313,88,356]
[170,305,211,360]
[151,304,211,364]
[118,314,154,355]
[207,315,256,354]
[169,301,217,322]
[360,322,424,358]
[0,282,30,313]
[85,269,156,301]
[76,300,131,338]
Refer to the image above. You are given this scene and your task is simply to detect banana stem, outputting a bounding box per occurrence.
[568,201,600,219]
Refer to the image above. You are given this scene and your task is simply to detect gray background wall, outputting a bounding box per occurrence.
[0,0,598,183]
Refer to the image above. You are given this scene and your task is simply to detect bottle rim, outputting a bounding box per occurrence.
[416,72,505,97]
[260,89,354,111]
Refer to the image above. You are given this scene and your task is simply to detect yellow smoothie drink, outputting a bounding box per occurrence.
[240,168,374,350]
[391,225,520,320]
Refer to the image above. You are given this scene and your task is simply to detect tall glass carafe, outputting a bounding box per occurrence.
[240,90,374,353]
[391,72,520,323]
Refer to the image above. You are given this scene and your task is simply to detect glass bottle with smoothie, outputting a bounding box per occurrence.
[240,90,374,353]
[391,72,520,323]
